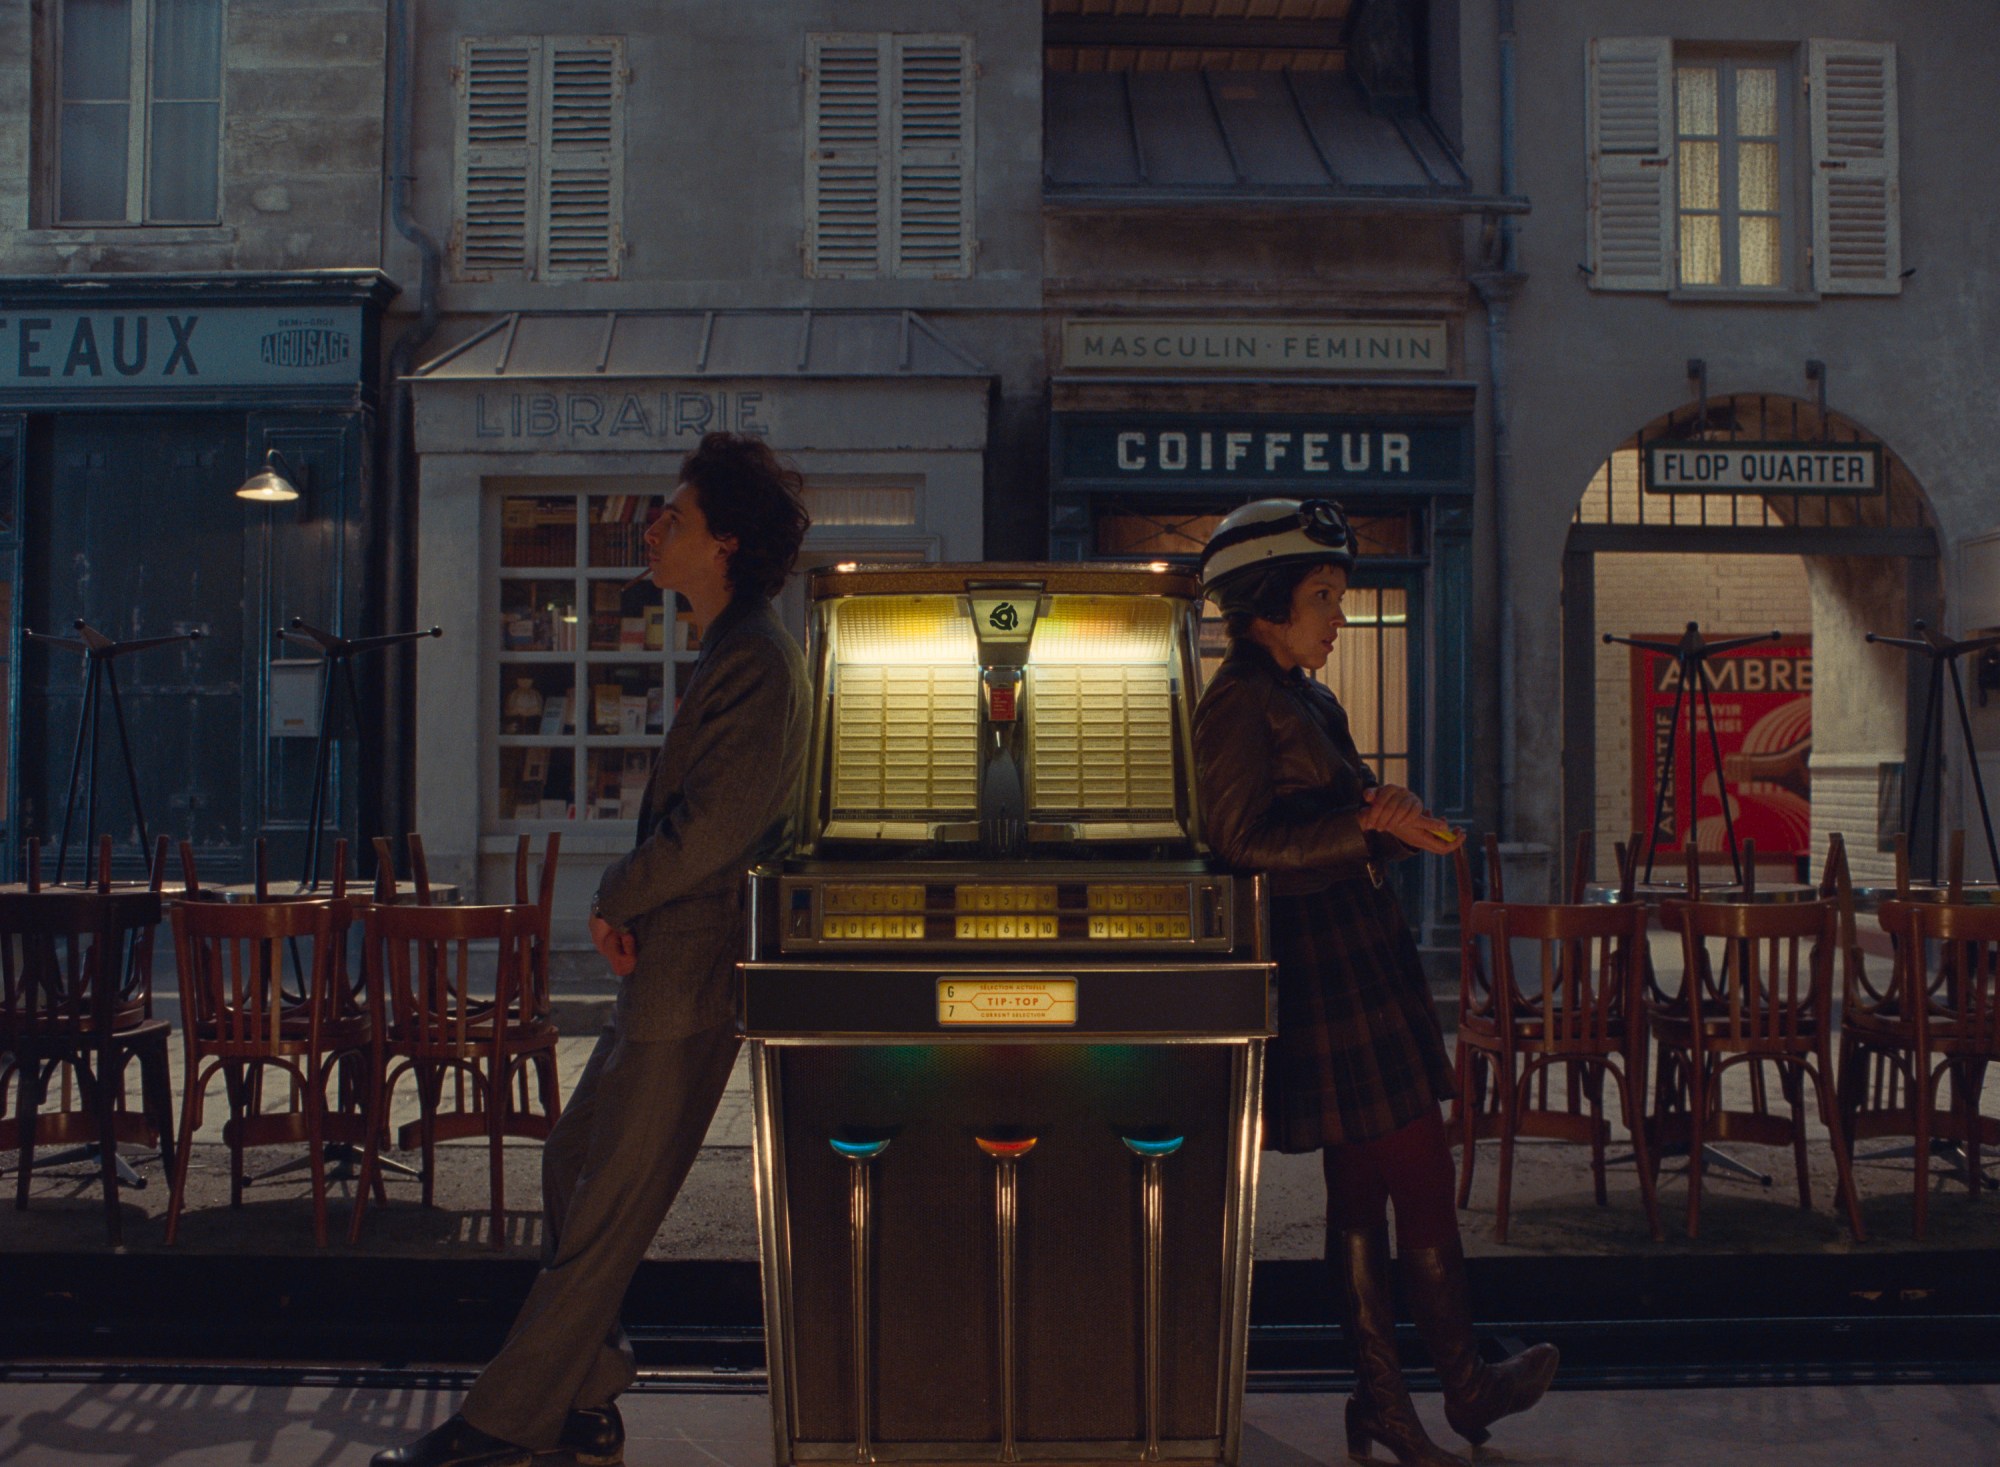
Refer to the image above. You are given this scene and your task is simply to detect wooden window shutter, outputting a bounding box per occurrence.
[891,35,974,279]
[1809,40,1900,295]
[540,38,626,281]
[805,34,888,279]
[456,38,540,281]
[1585,36,1673,291]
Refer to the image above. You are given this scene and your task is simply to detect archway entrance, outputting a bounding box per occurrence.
[1561,395,1938,888]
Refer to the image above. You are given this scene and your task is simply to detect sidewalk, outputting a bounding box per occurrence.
[0,1375,1993,1465]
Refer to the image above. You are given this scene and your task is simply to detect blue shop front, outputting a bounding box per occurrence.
[1050,384,1475,938]
[0,271,396,883]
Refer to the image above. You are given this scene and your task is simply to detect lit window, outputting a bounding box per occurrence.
[1674,61,1786,289]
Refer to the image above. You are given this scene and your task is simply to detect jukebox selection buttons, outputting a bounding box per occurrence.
[822,914,927,940]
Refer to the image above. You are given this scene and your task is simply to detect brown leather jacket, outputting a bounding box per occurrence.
[1193,639,1406,897]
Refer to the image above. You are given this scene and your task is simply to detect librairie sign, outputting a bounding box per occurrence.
[1062,318,1448,374]
[0,306,364,389]
[1645,441,1883,494]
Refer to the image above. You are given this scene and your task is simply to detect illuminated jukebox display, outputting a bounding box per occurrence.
[742,563,1274,1466]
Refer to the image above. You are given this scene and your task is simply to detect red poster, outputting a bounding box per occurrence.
[1629,638,1812,857]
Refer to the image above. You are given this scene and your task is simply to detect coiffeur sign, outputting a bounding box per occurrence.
[1631,638,1813,859]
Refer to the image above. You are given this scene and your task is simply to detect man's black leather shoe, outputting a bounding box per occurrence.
[372,1414,531,1467]
[549,1402,624,1466]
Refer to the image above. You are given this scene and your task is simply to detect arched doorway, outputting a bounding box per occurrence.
[1560,394,1938,888]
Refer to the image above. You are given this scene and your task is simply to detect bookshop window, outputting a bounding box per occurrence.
[491,486,699,825]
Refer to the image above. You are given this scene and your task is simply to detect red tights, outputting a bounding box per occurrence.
[1321,1108,1460,1251]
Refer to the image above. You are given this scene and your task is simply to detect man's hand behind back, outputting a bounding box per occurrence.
[589,914,638,977]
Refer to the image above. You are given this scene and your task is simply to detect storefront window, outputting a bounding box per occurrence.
[491,489,687,825]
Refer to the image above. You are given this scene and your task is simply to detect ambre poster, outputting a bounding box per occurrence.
[1629,637,1812,859]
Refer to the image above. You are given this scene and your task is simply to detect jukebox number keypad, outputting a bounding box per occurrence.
[799,880,1203,946]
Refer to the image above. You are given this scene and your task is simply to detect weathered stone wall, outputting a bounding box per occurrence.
[0,1,387,274]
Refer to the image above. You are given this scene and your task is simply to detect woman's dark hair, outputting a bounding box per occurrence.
[1215,559,1326,639]
[679,432,812,600]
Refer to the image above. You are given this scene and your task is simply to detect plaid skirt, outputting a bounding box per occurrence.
[1264,875,1456,1153]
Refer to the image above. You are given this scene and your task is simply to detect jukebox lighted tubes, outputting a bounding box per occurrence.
[976,1134,1038,1463]
[829,1137,890,1464]
[1123,1134,1185,1462]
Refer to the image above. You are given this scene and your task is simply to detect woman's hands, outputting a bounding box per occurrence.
[1360,784,1464,854]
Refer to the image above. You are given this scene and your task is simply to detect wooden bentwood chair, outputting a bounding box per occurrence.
[1653,898,1865,1241]
[369,901,562,1248]
[166,895,381,1246]
[0,887,172,1246]
[1840,899,2000,1240]
[1455,893,1660,1243]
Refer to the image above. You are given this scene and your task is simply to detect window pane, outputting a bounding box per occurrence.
[1680,213,1722,286]
[1678,139,1719,211]
[1738,140,1780,213]
[585,747,656,821]
[587,494,665,568]
[59,102,131,221]
[501,496,578,567]
[62,0,132,101]
[1738,215,1782,287]
[500,746,575,821]
[1675,66,1718,136]
[147,100,219,221]
[500,664,575,736]
[1736,67,1778,137]
[151,0,221,100]
[586,666,665,736]
[499,579,578,652]
[587,577,663,652]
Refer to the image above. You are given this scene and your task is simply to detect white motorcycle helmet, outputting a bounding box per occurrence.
[1199,497,1354,604]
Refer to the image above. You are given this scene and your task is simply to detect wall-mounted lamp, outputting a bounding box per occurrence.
[235,447,302,504]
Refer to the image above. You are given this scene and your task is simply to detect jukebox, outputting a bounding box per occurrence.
[742,564,1274,1466]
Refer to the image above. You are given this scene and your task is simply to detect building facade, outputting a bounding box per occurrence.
[0,0,395,884]
[396,1,1045,931]
[1039,0,1506,936]
[1478,0,2000,887]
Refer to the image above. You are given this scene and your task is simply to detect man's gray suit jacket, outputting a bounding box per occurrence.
[591,594,809,1042]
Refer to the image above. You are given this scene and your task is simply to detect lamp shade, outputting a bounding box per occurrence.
[235,450,300,503]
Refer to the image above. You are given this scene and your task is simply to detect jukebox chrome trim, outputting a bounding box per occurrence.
[1218,1039,1265,1466]
[751,1041,803,1466]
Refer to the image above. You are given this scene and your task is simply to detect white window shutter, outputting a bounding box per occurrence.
[541,38,625,281]
[456,38,540,281]
[805,34,888,279]
[1809,40,1901,295]
[891,35,974,279]
[1585,36,1673,291]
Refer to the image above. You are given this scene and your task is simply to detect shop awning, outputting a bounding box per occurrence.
[413,309,990,381]
[1044,69,1509,208]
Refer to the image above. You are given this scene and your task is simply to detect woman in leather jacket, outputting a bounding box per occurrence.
[1193,498,1556,1467]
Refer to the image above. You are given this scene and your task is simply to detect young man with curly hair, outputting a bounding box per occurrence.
[377,433,813,1467]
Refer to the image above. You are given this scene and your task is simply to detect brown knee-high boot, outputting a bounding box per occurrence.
[1332,1226,1466,1467]
[1401,1235,1559,1445]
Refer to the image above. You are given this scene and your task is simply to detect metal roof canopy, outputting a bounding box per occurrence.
[413,309,991,381]
[1045,68,1491,204]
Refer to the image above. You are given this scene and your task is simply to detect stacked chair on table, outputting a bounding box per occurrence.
[1839,833,2000,1239]
[370,833,563,1249]
[1652,845,1866,1241]
[1451,832,1662,1242]
[0,835,175,1245]
[165,838,384,1246]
